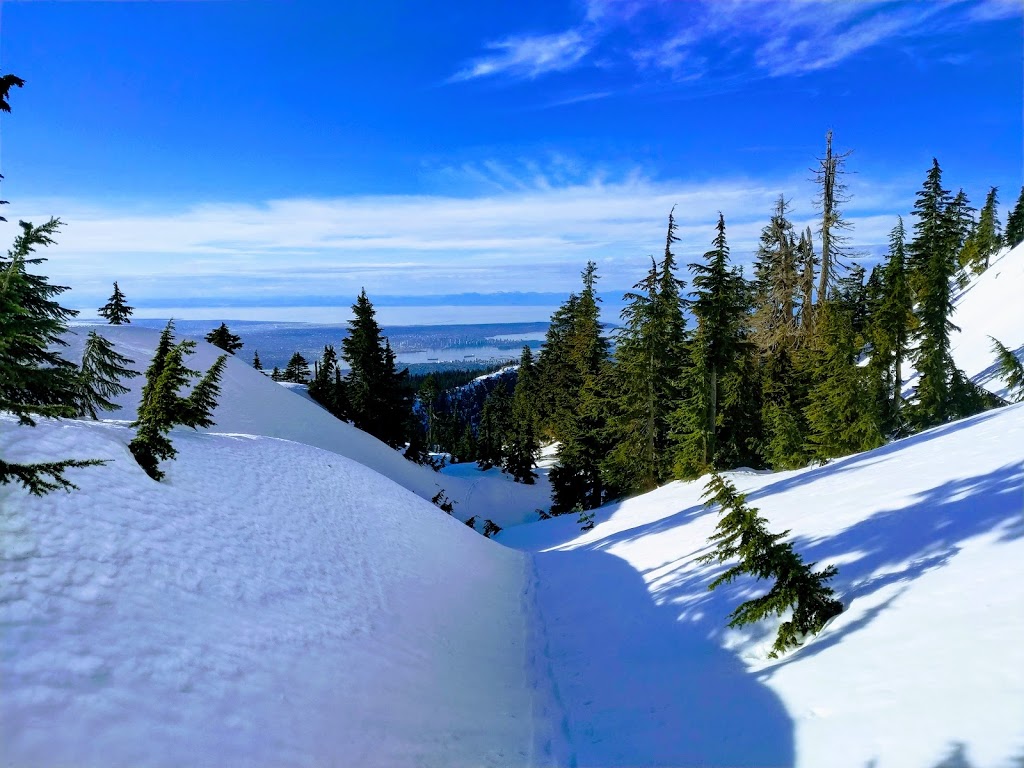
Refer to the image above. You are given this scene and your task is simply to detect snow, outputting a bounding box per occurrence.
[2,245,1023,766]
[1,416,538,767]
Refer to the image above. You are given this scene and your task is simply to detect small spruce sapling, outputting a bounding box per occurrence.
[697,473,843,657]
[204,322,243,354]
[990,337,1024,402]
[430,488,457,514]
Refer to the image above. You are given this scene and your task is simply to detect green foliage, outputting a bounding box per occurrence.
[1,218,105,494]
[97,281,133,325]
[252,350,263,370]
[803,301,883,460]
[282,351,310,383]
[990,336,1024,402]
[128,321,227,481]
[476,382,511,470]
[962,187,1003,274]
[697,473,843,658]
[1006,186,1024,249]
[308,345,349,420]
[204,322,243,354]
[505,346,540,483]
[74,330,139,419]
[340,290,413,448]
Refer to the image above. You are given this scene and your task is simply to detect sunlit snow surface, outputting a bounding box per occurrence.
[1,245,1022,767]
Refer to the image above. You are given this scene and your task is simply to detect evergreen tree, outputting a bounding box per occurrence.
[252,350,263,370]
[129,321,227,481]
[803,301,883,460]
[751,196,800,354]
[340,289,411,448]
[907,160,973,429]
[282,352,310,383]
[814,130,854,302]
[549,263,616,513]
[97,281,133,324]
[476,382,511,470]
[417,373,442,451]
[866,218,915,435]
[1,219,103,493]
[204,322,243,354]
[835,263,869,340]
[454,422,478,463]
[270,365,282,381]
[796,226,818,337]
[505,346,540,483]
[74,330,139,419]
[535,293,581,440]
[1006,186,1024,249]
[970,187,1003,272]
[672,214,749,477]
[989,337,1023,402]
[308,344,346,417]
[697,473,843,658]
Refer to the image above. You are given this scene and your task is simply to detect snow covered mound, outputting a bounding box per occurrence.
[950,242,1024,400]
[60,325,549,527]
[0,416,536,767]
[501,403,1024,768]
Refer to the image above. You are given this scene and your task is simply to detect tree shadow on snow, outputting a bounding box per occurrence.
[531,548,794,768]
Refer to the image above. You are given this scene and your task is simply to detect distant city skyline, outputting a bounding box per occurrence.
[2,0,1021,323]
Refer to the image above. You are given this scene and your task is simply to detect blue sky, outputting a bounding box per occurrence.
[2,0,1021,323]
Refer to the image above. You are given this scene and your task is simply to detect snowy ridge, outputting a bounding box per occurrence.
[59,325,549,528]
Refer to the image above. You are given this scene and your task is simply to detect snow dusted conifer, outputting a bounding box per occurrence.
[98,281,133,325]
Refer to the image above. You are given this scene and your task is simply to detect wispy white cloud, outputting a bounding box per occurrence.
[452,0,1019,84]
[21,169,911,308]
[448,29,593,82]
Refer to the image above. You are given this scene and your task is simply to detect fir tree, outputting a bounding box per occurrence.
[989,337,1024,402]
[98,281,133,324]
[340,289,411,448]
[454,422,478,463]
[971,187,1003,272]
[476,382,511,471]
[204,322,243,354]
[1006,186,1024,249]
[697,473,843,658]
[129,321,227,481]
[672,213,750,477]
[866,218,915,435]
[751,196,800,354]
[74,330,139,419]
[308,345,346,417]
[1,219,103,493]
[814,130,854,302]
[907,160,973,429]
[270,366,282,381]
[505,346,540,483]
[282,352,310,383]
[803,301,883,460]
[252,350,263,370]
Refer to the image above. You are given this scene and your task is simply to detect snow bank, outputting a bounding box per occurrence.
[0,416,537,767]
[59,325,550,527]
[502,403,1024,768]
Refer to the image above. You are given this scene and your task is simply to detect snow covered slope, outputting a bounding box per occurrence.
[501,403,1024,768]
[949,243,1024,400]
[60,325,549,527]
[0,416,539,767]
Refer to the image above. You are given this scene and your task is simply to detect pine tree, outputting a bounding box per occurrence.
[796,226,818,337]
[751,196,800,354]
[455,422,478,463]
[252,350,263,370]
[814,130,854,302]
[74,330,139,419]
[1006,186,1024,249]
[907,160,972,429]
[505,346,540,483]
[97,281,133,324]
[1,219,103,493]
[866,218,915,435]
[989,337,1024,402]
[340,290,412,448]
[970,187,1003,272]
[204,322,243,354]
[549,263,616,513]
[270,366,282,381]
[308,345,346,417]
[672,213,750,477]
[803,301,883,460]
[697,473,843,658]
[476,382,511,470]
[128,321,227,481]
[282,352,310,383]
